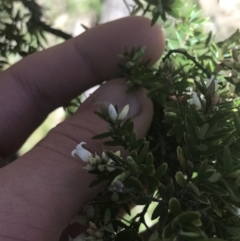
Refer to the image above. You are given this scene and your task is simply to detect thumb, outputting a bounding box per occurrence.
[0,79,153,241]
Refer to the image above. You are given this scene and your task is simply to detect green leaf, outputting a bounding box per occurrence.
[135,197,151,205]
[177,146,186,168]
[151,201,164,220]
[130,137,145,150]
[158,207,169,228]
[223,146,232,173]
[151,12,160,26]
[194,79,205,95]
[162,222,177,239]
[122,118,132,130]
[145,164,155,175]
[105,151,122,165]
[104,208,111,225]
[198,123,209,140]
[103,140,122,147]
[137,141,150,164]
[201,184,229,196]
[197,159,208,181]
[196,144,208,151]
[175,171,187,187]
[155,163,168,178]
[165,183,174,200]
[115,229,143,241]
[224,227,240,237]
[146,152,154,165]
[185,115,198,144]
[149,175,160,187]
[179,211,201,224]
[233,112,240,136]
[210,198,222,217]
[128,176,144,191]
[235,82,240,95]
[189,182,201,196]
[169,197,181,216]
[206,78,215,99]
[191,192,210,204]
[92,132,112,139]
[122,203,131,216]
[89,174,108,187]
[208,173,221,183]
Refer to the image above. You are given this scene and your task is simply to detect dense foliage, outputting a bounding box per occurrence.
[71,1,240,241]
[0,0,71,71]
[2,0,240,240]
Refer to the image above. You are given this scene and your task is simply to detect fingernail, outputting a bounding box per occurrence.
[91,79,142,118]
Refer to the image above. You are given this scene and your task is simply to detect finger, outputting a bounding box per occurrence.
[0,79,153,241]
[0,16,165,158]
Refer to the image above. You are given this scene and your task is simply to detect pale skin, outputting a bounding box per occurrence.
[0,16,165,241]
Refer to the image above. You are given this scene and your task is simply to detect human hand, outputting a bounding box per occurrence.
[0,16,164,241]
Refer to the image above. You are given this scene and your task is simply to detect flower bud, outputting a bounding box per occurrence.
[98,165,105,172]
[87,229,95,235]
[108,104,118,122]
[84,165,96,172]
[95,231,103,238]
[89,221,98,230]
[126,61,134,68]
[118,104,129,121]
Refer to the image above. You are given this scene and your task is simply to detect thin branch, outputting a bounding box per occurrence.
[162,49,212,78]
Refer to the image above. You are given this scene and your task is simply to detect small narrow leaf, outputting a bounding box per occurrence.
[198,123,209,140]
[151,202,164,220]
[185,115,198,144]
[155,163,168,178]
[137,141,150,164]
[169,197,181,216]
[177,146,186,168]
[175,171,187,187]
[92,132,112,139]
[128,176,144,191]
[197,159,208,181]
[223,146,232,173]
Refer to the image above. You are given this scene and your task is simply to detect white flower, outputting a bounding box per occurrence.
[188,92,202,109]
[71,142,92,162]
[118,104,129,121]
[205,75,220,91]
[108,104,118,121]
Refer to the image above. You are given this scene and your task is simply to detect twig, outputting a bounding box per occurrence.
[162,49,212,78]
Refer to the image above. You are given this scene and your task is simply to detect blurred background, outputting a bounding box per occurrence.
[12,0,240,156]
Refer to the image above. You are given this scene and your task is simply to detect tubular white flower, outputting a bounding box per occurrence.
[118,104,129,121]
[71,142,92,162]
[108,104,118,121]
